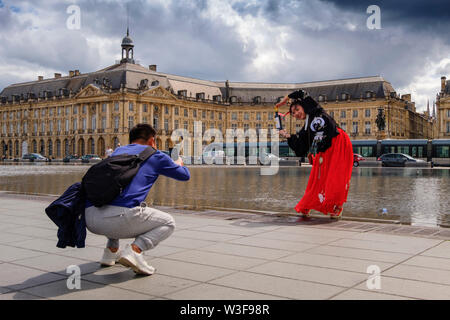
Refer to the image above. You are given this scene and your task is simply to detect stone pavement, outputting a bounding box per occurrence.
[0,193,449,300]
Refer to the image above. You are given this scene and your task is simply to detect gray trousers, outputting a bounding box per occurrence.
[85,205,175,251]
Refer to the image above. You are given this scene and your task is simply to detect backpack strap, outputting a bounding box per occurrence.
[136,146,156,163]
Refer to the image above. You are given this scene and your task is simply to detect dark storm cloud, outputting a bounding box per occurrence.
[322,0,450,35]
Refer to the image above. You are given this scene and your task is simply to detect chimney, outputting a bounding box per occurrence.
[54,73,61,79]
[74,70,80,76]
[69,70,74,77]
[401,94,411,102]
[441,76,447,92]
[38,76,44,81]
[149,65,157,72]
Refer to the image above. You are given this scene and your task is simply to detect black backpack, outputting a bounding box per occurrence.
[81,147,156,207]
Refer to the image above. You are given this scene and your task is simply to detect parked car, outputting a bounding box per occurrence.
[202,150,225,164]
[63,155,80,163]
[22,153,48,161]
[81,154,102,163]
[353,154,365,167]
[377,153,425,167]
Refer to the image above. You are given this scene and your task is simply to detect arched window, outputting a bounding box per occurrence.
[64,139,69,156]
[56,140,61,157]
[78,138,85,156]
[89,138,95,154]
[32,140,37,153]
[39,140,45,154]
[14,140,19,157]
[48,140,53,156]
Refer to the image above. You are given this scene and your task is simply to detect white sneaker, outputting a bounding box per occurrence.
[117,244,155,275]
[100,248,121,267]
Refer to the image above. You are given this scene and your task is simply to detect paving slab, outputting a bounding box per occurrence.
[165,283,287,300]
[143,245,187,258]
[190,225,268,236]
[383,264,450,286]
[21,279,154,300]
[0,231,33,244]
[150,257,236,282]
[83,267,198,297]
[248,261,368,287]
[8,238,77,255]
[200,243,294,260]
[7,226,57,239]
[327,238,439,255]
[278,252,394,273]
[420,241,450,259]
[229,236,318,252]
[12,253,100,276]
[305,245,412,264]
[0,291,46,300]
[161,236,217,250]
[210,271,343,300]
[403,255,450,271]
[355,276,450,300]
[172,230,243,242]
[0,243,48,262]
[164,249,266,270]
[331,289,414,300]
[0,263,65,291]
[253,230,341,245]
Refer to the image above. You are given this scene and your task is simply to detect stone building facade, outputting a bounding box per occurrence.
[436,76,450,138]
[0,31,436,159]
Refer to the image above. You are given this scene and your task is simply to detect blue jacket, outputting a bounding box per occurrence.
[45,182,86,248]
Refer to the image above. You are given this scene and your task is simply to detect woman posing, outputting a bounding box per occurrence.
[276,90,353,218]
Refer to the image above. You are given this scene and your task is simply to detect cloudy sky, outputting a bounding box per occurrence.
[0,0,449,112]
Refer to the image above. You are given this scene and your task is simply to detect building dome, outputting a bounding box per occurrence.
[122,35,134,46]
[121,28,134,47]
[120,28,135,64]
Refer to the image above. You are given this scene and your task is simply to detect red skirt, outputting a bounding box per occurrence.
[295,128,353,215]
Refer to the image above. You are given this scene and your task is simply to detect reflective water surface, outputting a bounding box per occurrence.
[0,164,449,227]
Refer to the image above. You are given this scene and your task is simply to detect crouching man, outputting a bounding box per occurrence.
[85,124,190,275]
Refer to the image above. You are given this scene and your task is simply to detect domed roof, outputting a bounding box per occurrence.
[121,28,134,46]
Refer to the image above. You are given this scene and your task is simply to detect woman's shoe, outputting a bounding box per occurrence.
[330,206,343,219]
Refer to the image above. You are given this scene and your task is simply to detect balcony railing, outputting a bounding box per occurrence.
[114,128,119,133]
[97,129,104,133]
[78,129,85,134]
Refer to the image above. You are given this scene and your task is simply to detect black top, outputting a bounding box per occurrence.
[287,90,339,157]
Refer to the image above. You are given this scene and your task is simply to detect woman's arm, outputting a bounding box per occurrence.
[275,96,289,109]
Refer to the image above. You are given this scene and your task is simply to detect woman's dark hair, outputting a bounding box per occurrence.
[290,97,321,115]
[289,99,302,113]
[129,124,156,143]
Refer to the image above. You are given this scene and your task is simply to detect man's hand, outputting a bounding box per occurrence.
[279,129,291,138]
[174,157,184,166]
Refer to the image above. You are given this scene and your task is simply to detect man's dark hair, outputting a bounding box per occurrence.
[129,124,156,143]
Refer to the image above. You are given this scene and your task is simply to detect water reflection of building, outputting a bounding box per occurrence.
[0,30,436,159]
